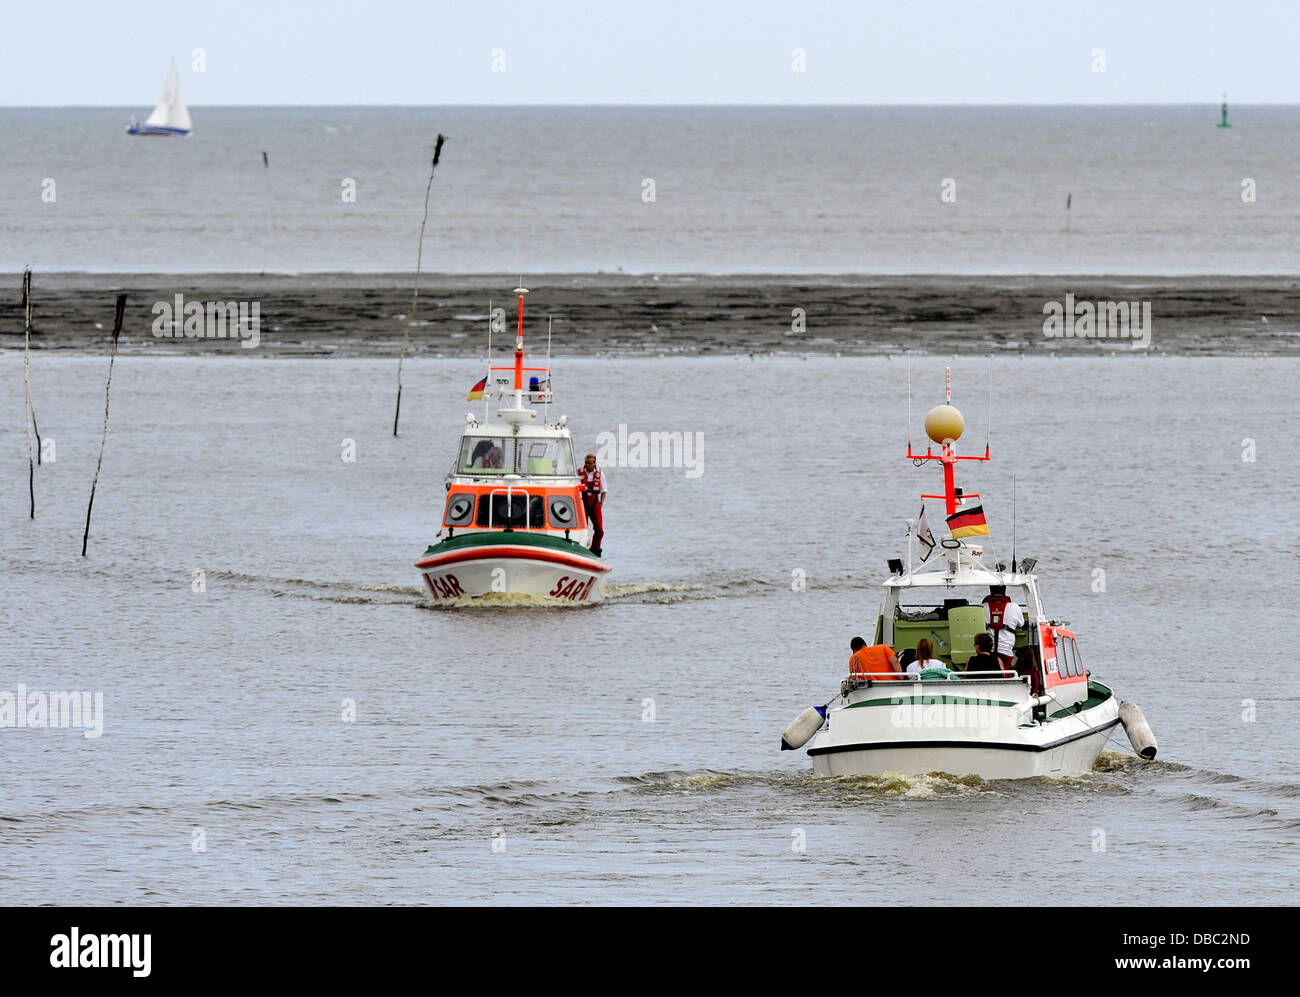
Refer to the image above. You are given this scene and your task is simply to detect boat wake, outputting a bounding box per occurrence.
[208,570,707,608]
[206,567,886,608]
[208,571,428,605]
[604,582,705,602]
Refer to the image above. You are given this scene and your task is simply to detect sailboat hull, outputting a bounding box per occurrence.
[126,125,190,136]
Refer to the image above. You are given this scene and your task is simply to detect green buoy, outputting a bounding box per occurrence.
[1218,93,1231,128]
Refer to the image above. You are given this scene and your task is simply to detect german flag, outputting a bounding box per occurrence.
[466,376,487,401]
[946,503,989,539]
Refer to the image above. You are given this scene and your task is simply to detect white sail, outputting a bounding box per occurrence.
[143,57,191,131]
[169,60,192,131]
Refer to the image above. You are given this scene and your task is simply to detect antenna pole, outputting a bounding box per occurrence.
[484,297,492,421]
[1012,475,1017,573]
[906,357,913,449]
[986,356,993,455]
[545,315,553,420]
[905,518,915,578]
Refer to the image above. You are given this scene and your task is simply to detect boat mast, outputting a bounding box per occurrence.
[907,366,990,515]
[941,369,957,513]
[513,286,528,412]
[484,297,492,422]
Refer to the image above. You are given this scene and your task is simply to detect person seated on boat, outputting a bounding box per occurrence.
[897,648,917,672]
[906,638,945,676]
[983,585,1024,667]
[849,637,902,680]
[471,445,505,469]
[965,632,1005,676]
[1013,645,1043,696]
[468,440,493,468]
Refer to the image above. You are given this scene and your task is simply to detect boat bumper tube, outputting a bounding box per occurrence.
[1119,701,1158,760]
[781,706,827,751]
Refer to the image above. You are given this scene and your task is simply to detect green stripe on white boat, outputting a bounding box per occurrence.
[846,696,1020,709]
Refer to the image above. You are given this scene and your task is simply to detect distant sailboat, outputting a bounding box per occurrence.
[126,57,192,136]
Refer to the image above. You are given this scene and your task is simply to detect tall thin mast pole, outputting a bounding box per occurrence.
[484,297,492,421]
[942,366,957,514]
[985,356,993,455]
[1012,475,1017,574]
[513,286,528,411]
[906,357,912,450]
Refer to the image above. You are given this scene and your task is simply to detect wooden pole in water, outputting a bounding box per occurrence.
[393,134,446,437]
[82,294,126,557]
[261,151,276,274]
[1065,192,1072,234]
[22,267,41,517]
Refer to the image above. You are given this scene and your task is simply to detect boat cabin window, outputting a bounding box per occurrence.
[895,585,1028,621]
[1059,636,1082,678]
[518,438,574,476]
[461,437,511,472]
[458,436,574,475]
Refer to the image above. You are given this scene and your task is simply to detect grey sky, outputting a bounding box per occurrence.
[4,0,1294,105]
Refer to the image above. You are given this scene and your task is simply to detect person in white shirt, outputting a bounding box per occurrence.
[983,585,1025,667]
[906,638,945,675]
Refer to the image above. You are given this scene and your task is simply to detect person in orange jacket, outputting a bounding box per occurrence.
[849,636,903,680]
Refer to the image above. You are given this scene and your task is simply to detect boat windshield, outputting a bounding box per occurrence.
[457,435,575,476]
[895,584,1028,620]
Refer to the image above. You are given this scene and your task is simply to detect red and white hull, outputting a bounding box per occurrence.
[416,535,611,604]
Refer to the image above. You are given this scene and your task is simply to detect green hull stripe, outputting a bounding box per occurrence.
[423,530,595,559]
[847,696,1019,709]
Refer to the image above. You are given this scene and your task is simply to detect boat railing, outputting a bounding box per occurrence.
[485,486,534,529]
[845,670,1023,681]
[487,365,552,401]
[841,671,1029,694]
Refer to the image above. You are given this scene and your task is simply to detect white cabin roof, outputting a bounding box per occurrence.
[463,419,572,440]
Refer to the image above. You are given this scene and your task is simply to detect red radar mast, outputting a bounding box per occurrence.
[907,367,990,515]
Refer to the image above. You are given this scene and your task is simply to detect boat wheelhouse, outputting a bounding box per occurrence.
[781,369,1156,780]
[415,288,611,603]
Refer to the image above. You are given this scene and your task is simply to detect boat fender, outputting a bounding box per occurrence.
[781,706,826,751]
[1119,701,1158,760]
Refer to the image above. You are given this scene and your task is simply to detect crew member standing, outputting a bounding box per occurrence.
[983,584,1024,668]
[579,453,607,556]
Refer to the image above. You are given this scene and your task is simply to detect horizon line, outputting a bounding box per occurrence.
[1,100,1291,110]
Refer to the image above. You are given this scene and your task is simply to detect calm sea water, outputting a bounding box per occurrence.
[4,105,1300,274]
[2,354,1296,905]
